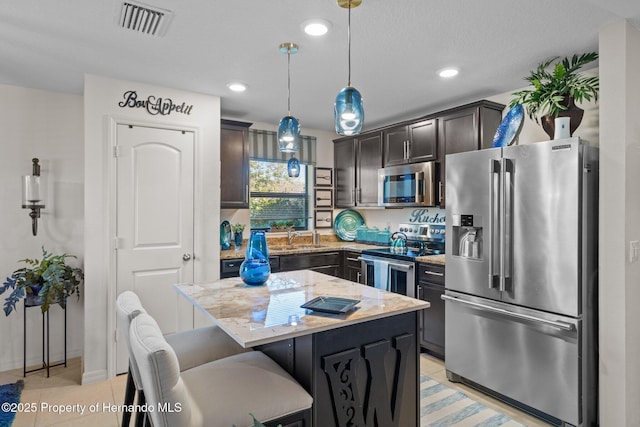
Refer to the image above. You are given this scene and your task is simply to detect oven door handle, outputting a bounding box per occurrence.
[358,257,373,285]
[388,262,414,272]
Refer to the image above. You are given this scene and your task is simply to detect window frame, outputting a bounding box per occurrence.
[248,160,309,231]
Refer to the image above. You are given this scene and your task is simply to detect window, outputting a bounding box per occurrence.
[249,160,308,230]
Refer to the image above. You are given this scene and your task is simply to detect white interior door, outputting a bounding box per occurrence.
[115,124,195,374]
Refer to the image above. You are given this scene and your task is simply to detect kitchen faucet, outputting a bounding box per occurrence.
[287,228,301,245]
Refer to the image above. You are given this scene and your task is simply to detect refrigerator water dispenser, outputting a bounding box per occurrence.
[451,214,483,260]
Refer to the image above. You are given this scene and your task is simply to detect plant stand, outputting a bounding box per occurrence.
[23,297,67,378]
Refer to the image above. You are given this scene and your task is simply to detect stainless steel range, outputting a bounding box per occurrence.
[359,223,445,297]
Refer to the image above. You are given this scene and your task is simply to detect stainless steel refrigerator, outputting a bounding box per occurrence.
[444,137,598,427]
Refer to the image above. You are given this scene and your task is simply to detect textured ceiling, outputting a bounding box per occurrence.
[1,0,639,132]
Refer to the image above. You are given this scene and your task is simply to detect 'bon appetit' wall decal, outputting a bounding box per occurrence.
[118,90,194,116]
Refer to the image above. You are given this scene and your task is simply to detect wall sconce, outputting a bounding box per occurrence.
[22,158,45,236]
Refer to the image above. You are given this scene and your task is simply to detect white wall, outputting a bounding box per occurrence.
[83,75,221,383]
[0,84,84,371]
[598,20,640,426]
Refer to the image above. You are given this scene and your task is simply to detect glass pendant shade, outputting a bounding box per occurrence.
[278,115,300,153]
[287,157,300,177]
[334,86,364,135]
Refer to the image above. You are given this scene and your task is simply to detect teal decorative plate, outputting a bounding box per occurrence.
[333,209,364,241]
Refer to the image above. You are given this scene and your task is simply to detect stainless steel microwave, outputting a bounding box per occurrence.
[377,162,436,207]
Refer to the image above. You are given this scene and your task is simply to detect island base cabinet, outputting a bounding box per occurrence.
[259,312,419,427]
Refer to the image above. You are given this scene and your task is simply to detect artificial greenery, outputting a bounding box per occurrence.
[231,223,246,234]
[509,52,599,123]
[0,247,83,315]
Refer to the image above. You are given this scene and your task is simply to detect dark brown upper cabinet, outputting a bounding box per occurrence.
[220,119,251,209]
[383,119,437,166]
[333,131,383,208]
[436,100,504,206]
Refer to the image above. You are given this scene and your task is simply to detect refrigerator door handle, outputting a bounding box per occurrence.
[499,158,514,292]
[489,159,500,288]
[441,294,575,331]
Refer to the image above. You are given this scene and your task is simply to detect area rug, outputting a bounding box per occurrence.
[0,380,24,427]
[420,375,525,427]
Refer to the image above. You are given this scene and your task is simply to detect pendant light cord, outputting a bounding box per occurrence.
[347,0,352,86]
[287,48,292,115]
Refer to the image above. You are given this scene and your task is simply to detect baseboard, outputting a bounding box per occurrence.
[82,368,108,385]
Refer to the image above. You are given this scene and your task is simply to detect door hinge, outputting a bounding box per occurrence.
[113,146,121,157]
[114,328,118,343]
[113,237,124,250]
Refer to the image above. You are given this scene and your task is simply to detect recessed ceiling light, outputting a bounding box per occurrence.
[438,68,459,78]
[227,82,248,92]
[303,19,331,36]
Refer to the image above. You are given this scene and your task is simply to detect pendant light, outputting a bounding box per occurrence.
[278,42,300,153]
[334,0,364,136]
[287,156,300,177]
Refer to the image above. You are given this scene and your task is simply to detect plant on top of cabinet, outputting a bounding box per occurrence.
[509,52,599,139]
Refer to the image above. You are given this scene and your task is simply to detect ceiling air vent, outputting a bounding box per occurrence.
[118,1,174,37]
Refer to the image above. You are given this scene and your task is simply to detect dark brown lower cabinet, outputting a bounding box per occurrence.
[417,263,445,359]
[343,251,363,283]
[220,257,280,278]
[221,252,342,279]
[279,252,342,278]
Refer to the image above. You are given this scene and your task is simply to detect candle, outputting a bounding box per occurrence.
[22,175,41,204]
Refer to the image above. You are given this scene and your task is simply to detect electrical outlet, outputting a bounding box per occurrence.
[630,240,640,263]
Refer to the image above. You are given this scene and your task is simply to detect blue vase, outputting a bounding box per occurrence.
[240,231,271,286]
[234,232,243,248]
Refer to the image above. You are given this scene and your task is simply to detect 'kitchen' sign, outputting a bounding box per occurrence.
[409,208,445,224]
[118,90,194,116]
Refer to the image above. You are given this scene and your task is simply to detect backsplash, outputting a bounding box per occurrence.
[358,207,446,231]
[222,207,446,240]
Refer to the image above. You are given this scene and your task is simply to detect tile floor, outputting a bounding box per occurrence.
[419,353,553,426]
[1,354,552,426]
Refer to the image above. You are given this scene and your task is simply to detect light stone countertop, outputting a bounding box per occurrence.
[174,270,429,348]
[415,254,446,265]
[220,241,381,259]
[221,241,447,267]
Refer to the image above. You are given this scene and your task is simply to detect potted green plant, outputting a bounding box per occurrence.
[0,247,83,315]
[509,52,599,138]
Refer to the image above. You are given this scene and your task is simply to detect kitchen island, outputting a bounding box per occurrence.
[175,270,429,427]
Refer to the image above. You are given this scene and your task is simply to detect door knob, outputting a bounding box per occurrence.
[182,253,192,261]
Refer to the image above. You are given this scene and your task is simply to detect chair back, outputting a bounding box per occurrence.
[115,291,146,390]
[129,312,195,427]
